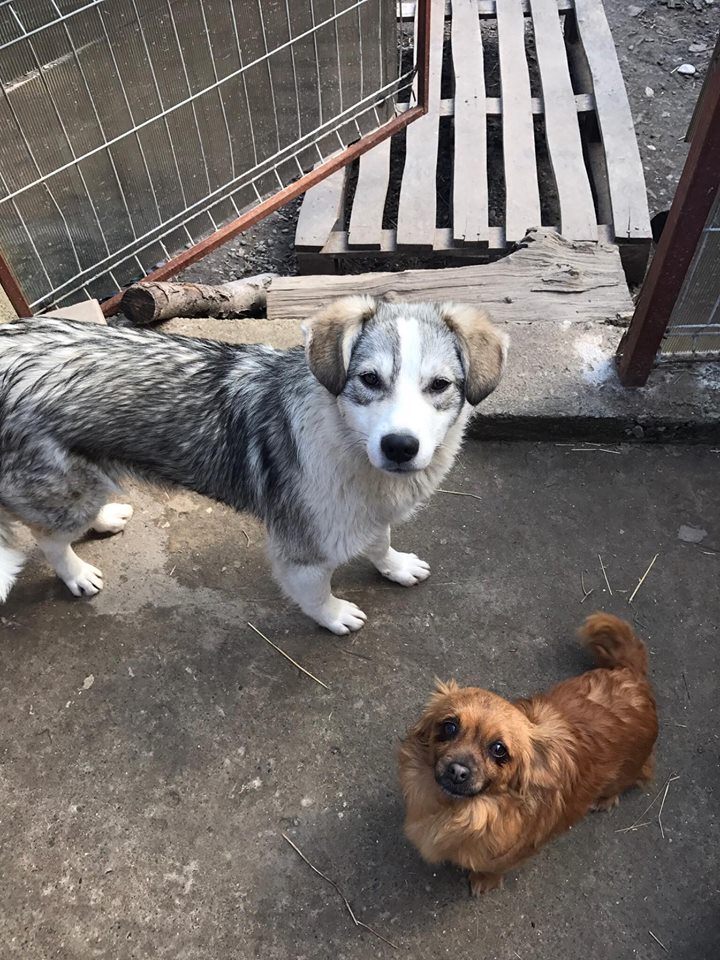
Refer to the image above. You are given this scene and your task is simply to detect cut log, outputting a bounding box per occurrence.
[120,275,276,326]
[267,230,633,324]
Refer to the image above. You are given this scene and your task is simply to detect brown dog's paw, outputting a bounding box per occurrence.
[591,794,620,812]
[469,871,503,896]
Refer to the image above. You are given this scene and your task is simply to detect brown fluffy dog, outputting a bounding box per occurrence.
[398,614,658,895]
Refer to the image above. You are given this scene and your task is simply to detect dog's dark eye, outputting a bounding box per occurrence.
[438,719,459,741]
[489,741,509,763]
[359,371,381,389]
[429,378,451,393]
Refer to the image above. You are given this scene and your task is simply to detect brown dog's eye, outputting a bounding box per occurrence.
[438,719,459,741]
[489,741,509,763]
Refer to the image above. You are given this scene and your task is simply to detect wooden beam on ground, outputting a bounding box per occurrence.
[452,0,488,245]
[573,0,651,241]
[496,0,541,242]
[268,229,633,323]
[530,0,596,240]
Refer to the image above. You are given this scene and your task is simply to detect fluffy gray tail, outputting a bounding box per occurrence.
[0,516,25,602]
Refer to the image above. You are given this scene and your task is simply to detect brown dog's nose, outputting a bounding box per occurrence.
[447,762,470,784]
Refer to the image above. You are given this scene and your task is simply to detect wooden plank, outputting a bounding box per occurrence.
[452,0,488,245]
[496,0,541,242]
[396,0,445,248]
[295,165,347,250]
[398,93,595,116]
[270,229,633,322]
[321,225,507,254]
[530,0,596,240]
[398,0,575,17]
[574,0,651,240]
[399,0,450,18]
[348,136,392,248]
[314,221,611,257]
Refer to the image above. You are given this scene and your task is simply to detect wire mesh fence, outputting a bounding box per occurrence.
[661,189,720,358]
[0,0,415,313]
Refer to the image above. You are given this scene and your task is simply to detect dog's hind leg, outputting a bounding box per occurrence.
[272,555,367,635]
[0,443,115,598]
[92,503,134,534]
[0,515,25,602]
[364,526,431,587]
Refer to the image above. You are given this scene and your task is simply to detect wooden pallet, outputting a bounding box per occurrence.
[295,0,652,281]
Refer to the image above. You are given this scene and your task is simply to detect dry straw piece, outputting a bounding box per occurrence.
[247,621,329,690]
[283,834,398,949]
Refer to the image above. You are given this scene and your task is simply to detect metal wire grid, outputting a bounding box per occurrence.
[0,0,411,311]
[661,189,720,357]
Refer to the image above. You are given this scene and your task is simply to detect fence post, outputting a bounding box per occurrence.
[616,41,720,387]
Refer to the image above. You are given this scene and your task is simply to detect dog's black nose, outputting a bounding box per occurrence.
[381,432,419,463]
[447,762,471,785]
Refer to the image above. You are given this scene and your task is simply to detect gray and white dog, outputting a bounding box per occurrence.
[0,296,507,634]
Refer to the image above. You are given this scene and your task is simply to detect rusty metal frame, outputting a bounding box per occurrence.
[0,255,31,317]
[0,0,432,319]
[616,37,720,387]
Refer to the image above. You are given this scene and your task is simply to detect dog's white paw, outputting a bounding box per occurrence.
[377,550,430,587]
[62,560,104,597]
[93,503,134,535]
[0,546,25,602]
[315,597,367,635]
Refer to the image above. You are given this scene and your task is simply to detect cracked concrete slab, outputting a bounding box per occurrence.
[1,442,717,959]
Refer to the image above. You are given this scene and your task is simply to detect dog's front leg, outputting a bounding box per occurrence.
[364,527,430,587]
[272,557,367,635]
[469,871,503,897]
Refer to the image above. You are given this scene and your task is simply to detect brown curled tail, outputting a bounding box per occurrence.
[580,613,648,675]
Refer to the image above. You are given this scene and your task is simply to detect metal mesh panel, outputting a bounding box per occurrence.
[661,189,720,358]
[0,0,410,310]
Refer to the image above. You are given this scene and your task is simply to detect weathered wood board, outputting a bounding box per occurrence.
[273,229,634,322]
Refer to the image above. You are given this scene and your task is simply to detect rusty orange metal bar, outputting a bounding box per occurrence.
[101,0,433,317]
[0,0,433,319]
[616,40,720,386]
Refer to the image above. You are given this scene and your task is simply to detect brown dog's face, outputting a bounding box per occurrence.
[413,682,534,799]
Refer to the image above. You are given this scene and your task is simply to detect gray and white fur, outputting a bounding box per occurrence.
[0,296,507,634]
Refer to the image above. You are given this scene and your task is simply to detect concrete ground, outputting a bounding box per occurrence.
[1,440,718,960]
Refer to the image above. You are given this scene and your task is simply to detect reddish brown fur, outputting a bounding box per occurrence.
[398,614,658,895]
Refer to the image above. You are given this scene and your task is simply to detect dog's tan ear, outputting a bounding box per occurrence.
[510,727,565,795]
[302,295,377,395]
[407,679,458,746]
[407,713,435,747]
[441,303,508,405]
[433,677,459,698]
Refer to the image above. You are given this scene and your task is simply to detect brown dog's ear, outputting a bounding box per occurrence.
[440,303,509,405]
[509,709,572,795]
[407,713,435,748]
[510,735,561,795]
[407,679,459,746]
[302,295,377,395]
[433,677,460,698]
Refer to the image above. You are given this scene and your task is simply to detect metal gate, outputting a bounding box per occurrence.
[617,34,720,386]
[0,0,429,316]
